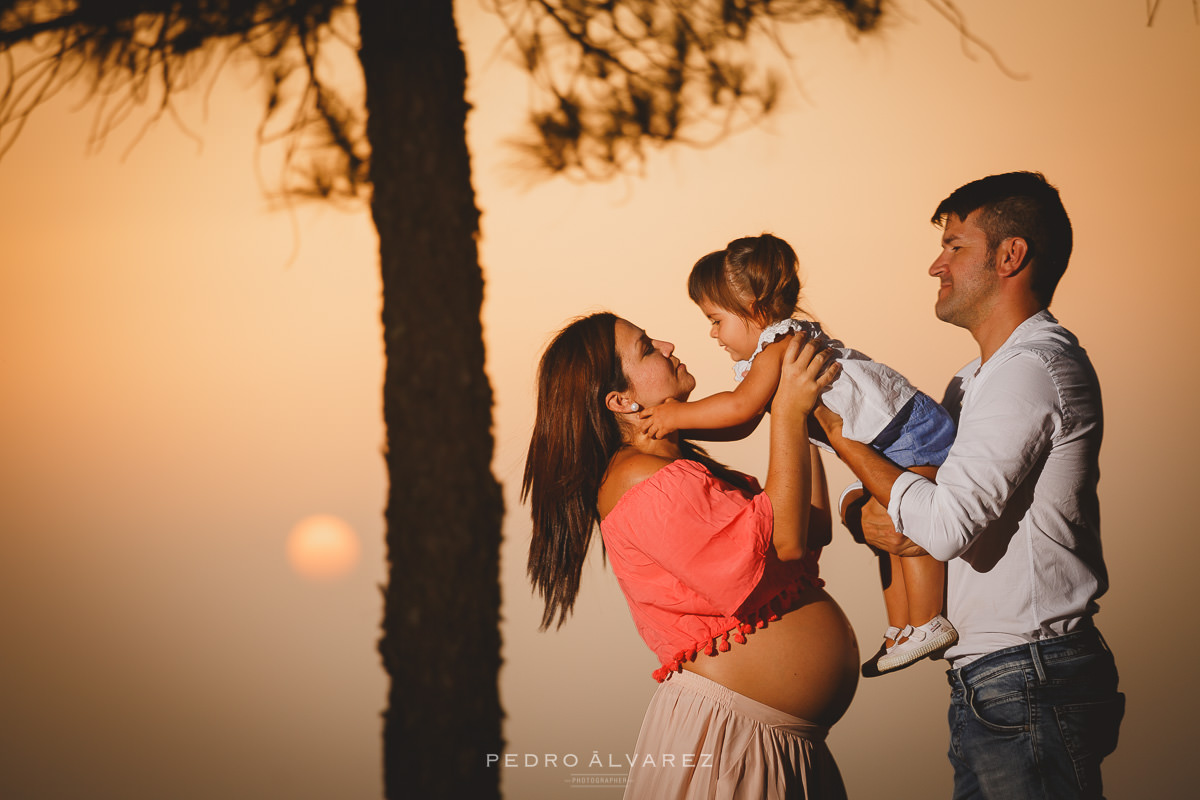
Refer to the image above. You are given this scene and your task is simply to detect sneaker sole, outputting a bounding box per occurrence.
[875,629,959,673]
[860,644,890,678]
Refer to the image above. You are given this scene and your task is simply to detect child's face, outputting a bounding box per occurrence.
[697,300,764,362]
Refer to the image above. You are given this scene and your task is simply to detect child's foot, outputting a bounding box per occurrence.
[875,614,958,674]
[861,626,903,678]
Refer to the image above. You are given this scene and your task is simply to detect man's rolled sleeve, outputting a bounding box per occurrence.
[887,471,925,535]
[888,351,1059,562]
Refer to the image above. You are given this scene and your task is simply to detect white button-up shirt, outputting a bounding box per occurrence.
[888,311,1109,667]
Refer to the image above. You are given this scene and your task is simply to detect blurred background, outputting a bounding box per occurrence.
[1,1,1196,797]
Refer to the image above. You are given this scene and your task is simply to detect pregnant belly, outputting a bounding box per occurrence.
[684,587,860,726]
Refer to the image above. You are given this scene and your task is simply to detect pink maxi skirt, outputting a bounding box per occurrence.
[623,670,846,800]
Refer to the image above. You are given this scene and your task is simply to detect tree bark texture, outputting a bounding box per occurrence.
[358,0,504,796]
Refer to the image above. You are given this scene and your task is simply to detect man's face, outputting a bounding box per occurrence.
[929,210,1000,330]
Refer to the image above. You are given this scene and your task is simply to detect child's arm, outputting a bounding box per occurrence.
[640,340,788,439]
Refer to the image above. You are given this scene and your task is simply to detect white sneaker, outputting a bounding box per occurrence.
[875,614,958,674]
[861,626,904,678]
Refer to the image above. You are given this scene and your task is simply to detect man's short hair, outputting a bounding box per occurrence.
[933,171,1073,307]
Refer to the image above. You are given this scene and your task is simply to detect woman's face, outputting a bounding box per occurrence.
[614,318,695,407]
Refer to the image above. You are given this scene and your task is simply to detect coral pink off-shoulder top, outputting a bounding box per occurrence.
[599,458,824,682]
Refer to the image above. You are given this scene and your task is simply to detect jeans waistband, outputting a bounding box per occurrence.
[947,625,1111,691]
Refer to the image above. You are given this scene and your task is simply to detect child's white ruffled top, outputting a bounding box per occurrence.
[734,318,918,445]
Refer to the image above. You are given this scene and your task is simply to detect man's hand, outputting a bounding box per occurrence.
[859,496,929,557]
[813,404,844,443]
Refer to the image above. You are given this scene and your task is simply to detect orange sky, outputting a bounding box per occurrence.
[1,2,1197,798]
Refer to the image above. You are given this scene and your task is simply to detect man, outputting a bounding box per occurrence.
[817,172,1124,798]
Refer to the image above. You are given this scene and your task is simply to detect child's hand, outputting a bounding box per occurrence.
[638,401,679,439]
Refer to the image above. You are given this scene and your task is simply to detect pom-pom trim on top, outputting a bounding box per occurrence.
[650,576,823,682]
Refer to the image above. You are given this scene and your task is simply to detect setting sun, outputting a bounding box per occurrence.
[286,515,362,581]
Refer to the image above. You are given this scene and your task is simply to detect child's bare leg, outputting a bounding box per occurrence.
[902,464,946,627]
[901,554,945,626]
[862,551,911,676]
[880,553,909,646]
[870,466,958,674]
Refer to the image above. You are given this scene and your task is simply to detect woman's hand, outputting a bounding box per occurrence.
[773,334,840,422]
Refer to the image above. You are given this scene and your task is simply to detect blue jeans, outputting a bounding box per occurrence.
[946,627,1124,799]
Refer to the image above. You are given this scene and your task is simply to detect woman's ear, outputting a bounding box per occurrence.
[605,391,639,414]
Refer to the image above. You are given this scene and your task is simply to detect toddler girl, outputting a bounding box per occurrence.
[640,233,957,676]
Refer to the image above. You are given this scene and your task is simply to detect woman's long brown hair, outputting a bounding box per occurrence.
[522,313,626,630]
[522,312,749,630]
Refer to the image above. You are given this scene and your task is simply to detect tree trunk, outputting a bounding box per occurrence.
[358,0,504,796]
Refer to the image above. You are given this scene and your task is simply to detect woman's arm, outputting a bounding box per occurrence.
[807,443,833,550]
[639,342,786,438]
[763,336,839,560]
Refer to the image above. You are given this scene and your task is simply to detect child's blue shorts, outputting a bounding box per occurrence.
[869,391,956,469]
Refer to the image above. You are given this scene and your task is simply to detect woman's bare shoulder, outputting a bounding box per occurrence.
[598,451,677,518]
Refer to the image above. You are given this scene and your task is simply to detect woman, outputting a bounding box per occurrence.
[524,312,859,798]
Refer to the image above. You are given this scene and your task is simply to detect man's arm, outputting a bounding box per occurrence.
[817,406,929,556]
[816,406,904,505]
[821,352,1059,561]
